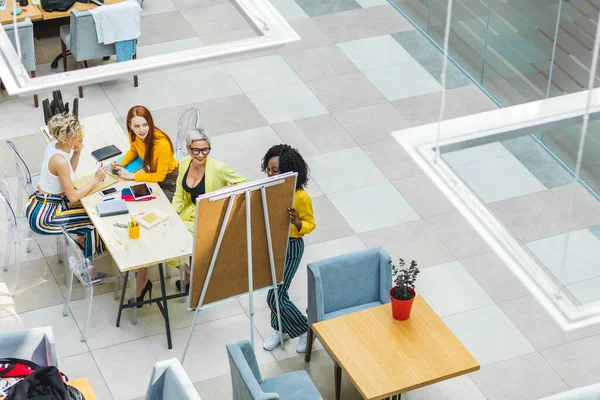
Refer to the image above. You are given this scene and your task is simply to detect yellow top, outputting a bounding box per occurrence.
[120,129,178,183]
[290,188,315,238]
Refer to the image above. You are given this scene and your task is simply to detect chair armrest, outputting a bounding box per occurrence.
[378,247,392,304]
[307,265,325,326]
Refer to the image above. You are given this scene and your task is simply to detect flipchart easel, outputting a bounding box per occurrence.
[181,172,297,363]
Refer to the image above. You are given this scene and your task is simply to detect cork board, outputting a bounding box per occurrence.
[189,173,297,308]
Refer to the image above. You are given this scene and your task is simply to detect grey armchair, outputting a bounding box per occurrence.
[305,247,392,362]
[146,358,200,400]
[0,327,58,367]
[4,18,38,107]
[226,340,322,400]
[59,9,138,98]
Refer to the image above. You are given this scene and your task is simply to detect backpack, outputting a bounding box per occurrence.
[40,0,76,11]
[0,358,84,400]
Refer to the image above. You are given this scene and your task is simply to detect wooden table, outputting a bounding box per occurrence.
[1,0,122,24]
[40,113,193,349]
[312,297,480,400]
[1,377,97,399]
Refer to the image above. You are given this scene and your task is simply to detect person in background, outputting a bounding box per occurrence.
[114,105,179,305]
[260,144,315,354]
[26,113,107,261]
[171,127,247,292]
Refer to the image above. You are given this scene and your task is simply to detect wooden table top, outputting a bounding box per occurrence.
[40,113,193,272]
[1,0,122,24]
[1,377,97,400]
[312,297,480,400]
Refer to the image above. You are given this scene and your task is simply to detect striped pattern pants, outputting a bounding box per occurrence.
[26,192,106,258]
[267,237,308,338]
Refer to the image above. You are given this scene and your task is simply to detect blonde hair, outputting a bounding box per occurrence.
[48,114,82,143]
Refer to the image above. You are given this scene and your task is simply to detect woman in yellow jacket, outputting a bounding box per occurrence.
[172,127,247,291]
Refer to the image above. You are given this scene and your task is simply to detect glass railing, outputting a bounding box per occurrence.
[388,0,600,195]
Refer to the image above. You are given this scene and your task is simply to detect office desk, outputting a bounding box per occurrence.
[0,377,97,400]
[312,297,480,400]
[1,0,122,24]
[0,6,43,24]
[40,112,193,349]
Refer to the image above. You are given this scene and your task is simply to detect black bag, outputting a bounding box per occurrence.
[40,0,77,12]
[4,366,85,400]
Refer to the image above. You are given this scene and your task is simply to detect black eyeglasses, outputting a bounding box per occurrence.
[189,147,211,156]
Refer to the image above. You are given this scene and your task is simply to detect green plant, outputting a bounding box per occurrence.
[391,258,419,301]
[42,90,79,125]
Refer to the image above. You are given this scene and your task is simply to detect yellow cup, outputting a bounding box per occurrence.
[128,224,140,240]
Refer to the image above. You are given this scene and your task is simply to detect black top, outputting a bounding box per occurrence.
[182,166,206,199]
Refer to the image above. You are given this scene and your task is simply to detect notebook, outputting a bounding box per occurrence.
[115,155,143,173]
[91,145,122,162]
[96,199,129,217]
[74,172,118,195]
[136,209,169,229]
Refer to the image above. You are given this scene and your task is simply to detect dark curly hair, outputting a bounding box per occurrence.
[261,144,309,190]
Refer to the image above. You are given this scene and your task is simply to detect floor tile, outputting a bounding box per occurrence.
[541,334,600,389]
[354,0,388,8]
[404,375,486,400]
[454,155,546,203]
[499,295,600,351]
[443,305,535,366]
[278,19,334,54]
[270,0,310,21]
[272,114,356,157]
[489,184,600,243]
[365,62,442,101]
[58,352,114,400]
[205,126,282,172]
[223,55,301,93]
[361,139,423,180]
[337,34,415,71]
[359,220,455,268]
[425,211,491,259]
[172,0,229,9]
[442,142,510,168]
[567,277,600,305]
[247,83,329,124]
[416,261,494,317]
[392,173,456,218]
[281,45,358,82]
[136,37,206,58]
[0,304,88,358]
[0,134,46,177]
[526,229,600,285]
[460,251,530,303]
[182,2,255,41]
[306,147,387,194]
[327,182,420,233]
[307,72,386,113]
[141,0,177,16]
[138,11,198,47]
[419,54,473,89]
[391,30,441,61]
[469,352,569,400]
[102,65,242,116]
[332,102,410,145]
[303,195,355,246]
[313,5,414,43]
[295,0,361,17]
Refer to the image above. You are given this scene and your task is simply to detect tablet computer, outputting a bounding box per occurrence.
[129,183,153,200]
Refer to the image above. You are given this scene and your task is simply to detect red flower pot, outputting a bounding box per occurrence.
[390,286,415,321]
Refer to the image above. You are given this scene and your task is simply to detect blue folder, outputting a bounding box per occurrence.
[116,155,143,173]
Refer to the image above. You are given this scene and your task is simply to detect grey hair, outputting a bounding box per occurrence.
[185,127,211,148]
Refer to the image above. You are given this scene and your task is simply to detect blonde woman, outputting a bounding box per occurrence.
[26,113,107,258]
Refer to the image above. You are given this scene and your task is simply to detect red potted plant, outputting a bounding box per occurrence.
[390,258,420,321]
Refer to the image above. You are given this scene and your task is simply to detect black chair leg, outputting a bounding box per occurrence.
[304,326,314,362]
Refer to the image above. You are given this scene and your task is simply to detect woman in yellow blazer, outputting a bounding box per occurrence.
[172,127,247,291]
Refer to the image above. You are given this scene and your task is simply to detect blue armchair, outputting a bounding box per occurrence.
[146,358,201,400]
[305,247,392,362]
[0,327,58,367]
[4,18,38,107]
[226,340,322,400]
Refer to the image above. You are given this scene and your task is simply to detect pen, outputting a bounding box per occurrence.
[103,197,115,201]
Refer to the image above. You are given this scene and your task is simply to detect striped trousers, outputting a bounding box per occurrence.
[267,237,308,338]
[26,192,106,258]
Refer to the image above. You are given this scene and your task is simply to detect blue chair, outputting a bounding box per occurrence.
[0,327,58,367]
[146,358,201,400]
[305,247,392,363]
[4,18,38,107]
[226,340,322,400]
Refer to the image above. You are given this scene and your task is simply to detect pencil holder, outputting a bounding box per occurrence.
[128,224,140,240]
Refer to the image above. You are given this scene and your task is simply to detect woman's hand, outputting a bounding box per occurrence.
[73,142,84,154]
[288,207,302,231]
[115,165,134,180]
[94,167,107,183]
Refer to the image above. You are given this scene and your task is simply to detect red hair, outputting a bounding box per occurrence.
[126,105,173,172]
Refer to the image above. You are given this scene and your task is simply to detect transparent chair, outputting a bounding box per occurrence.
[60,225,119,342]
[6,141,64,263]
[175,108,200,161]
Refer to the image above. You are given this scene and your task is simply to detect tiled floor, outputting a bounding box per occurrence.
[2,0,600,399]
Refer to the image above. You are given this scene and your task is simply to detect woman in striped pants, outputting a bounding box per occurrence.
[26,114,107,259]
[261,144,316,353]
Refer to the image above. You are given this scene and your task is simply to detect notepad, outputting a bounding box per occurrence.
[74,172,118,195]
[96,199,129,217]
[136,209,169,229]
[115,155,143,173]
